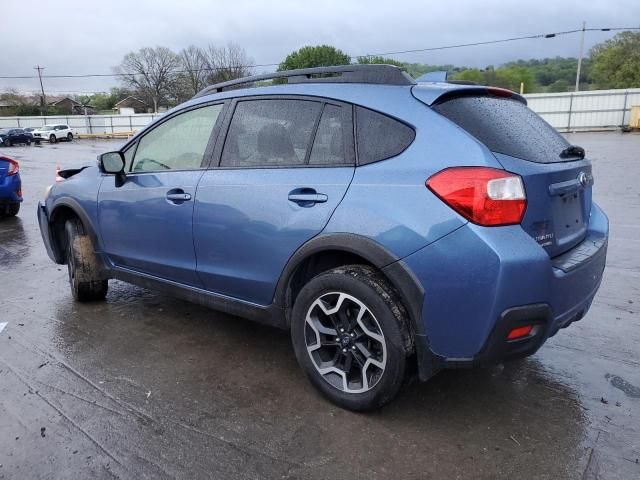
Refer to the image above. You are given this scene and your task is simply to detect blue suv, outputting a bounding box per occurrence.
[38,65,608,410]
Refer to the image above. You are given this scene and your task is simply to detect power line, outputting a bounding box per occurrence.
[0,26,637,80]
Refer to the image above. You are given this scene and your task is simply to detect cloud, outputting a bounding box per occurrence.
[0,0,635,94]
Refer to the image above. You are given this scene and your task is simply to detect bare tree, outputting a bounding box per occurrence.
[204,43,253,85]
[178,45,209,97]
[114,47,180,113]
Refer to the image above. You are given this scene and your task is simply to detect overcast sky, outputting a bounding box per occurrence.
[1,0,636,95]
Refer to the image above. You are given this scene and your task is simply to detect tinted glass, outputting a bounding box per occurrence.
[131,104,222,172]
[309,105,349,166]
[433,96,570,163]
[356,106,415,165]
[221,99,321,168]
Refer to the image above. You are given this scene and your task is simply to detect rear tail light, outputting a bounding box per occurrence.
[2,157,19,176]
[426,167,527,226]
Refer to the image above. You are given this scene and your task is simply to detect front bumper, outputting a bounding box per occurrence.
[38,202,61,263]
[403,202,608,363]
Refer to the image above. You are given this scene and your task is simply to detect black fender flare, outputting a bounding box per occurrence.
[274,233,442,380]
[274,233,425,336]
[49,198,110,275]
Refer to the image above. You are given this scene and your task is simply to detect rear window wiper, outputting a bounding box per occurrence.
[560,145,585,159]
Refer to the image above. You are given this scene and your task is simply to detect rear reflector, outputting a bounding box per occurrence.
[1,156,19,176]
[426,167,527,226]
[507,325,534,340]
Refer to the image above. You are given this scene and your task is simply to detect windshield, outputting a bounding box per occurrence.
[0,129,9,134]
[40,126,54,131]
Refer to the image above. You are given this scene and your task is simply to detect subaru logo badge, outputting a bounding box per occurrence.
[578,172,594,188]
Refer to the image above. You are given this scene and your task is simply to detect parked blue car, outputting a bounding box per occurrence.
[37,65,608,410]
[0,156,22,216]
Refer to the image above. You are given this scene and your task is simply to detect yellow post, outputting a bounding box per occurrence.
[520,82,524,95]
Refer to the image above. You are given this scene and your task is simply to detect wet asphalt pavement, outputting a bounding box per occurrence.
[0,133,638,479]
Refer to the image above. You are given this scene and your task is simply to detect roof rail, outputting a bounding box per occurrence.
[193,64,416,98]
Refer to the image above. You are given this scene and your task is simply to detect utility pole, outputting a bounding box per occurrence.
[34,65,47,116]
[575,21,586,92]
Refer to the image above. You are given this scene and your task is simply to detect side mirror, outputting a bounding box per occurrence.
[98,151,126,187]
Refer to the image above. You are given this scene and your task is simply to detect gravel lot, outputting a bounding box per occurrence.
[0,132,638,479]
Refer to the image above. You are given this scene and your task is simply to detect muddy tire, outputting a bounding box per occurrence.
[65,218,108,301]
[291,265,411,411]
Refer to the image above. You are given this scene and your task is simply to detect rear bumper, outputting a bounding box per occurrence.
[403,202,608,364]
[0,174,22,204]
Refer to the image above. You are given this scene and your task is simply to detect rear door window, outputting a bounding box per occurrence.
[432,96,571,163]
[355,106,415,165]
[309,104,351,166]
[220,99,321,168]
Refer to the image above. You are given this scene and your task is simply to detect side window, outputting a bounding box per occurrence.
[131,104,222,172]
[356,106,415,165]
[220,99,321,168]
[309,105,348,166]
[123,143,137,170]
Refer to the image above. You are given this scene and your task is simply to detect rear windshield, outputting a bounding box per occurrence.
[433,96,571,163]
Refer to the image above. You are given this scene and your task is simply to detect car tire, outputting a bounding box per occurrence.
[26,138,31,146]
[65,218,108,302]
[67,133,73,142]
[5,138,11,147]
[49,134,56,144]
[290,265,411,411]
[4,203,20,216]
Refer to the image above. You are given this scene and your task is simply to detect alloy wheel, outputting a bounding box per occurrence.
[304,292,387,393]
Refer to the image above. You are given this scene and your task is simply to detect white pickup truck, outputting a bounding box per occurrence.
[32,124,76,144]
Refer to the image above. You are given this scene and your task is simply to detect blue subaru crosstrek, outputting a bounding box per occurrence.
[37,65,608,410]
[0,156,22,217]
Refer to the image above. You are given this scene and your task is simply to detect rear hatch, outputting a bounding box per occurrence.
[429,91,592,258]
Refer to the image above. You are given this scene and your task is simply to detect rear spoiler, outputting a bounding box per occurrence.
[412,84,527,106]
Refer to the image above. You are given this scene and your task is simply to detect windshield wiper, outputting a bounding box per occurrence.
[560,145,585,159]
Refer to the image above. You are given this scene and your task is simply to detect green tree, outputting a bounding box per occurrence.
[547,79,570,93]
[278,45,350,71]
[450,68,485,83]
[357,56,405,68]
[589,31,640,89]
[494,66,537,93]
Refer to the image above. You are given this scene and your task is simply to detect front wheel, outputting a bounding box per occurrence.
[49,134,56,144]
[291,265,411,411]
[65,218,108,301]
[67,133,73,142]
[4,138,11,147]
[26,138,31,146]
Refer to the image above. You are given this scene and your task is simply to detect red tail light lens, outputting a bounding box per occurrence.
[426,167,527,226]
[2,157,19,176]
[507,325,534,340]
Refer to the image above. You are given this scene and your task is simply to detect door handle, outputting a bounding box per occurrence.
[166,189,191,202]
[288,191,328,204]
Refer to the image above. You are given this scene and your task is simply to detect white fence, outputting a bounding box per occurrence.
[524,88,640,132]
[0,113,163,135]
[0,88,639,134]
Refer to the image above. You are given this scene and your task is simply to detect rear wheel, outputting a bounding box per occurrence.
[26,137,31,145]
[5,138,11,147]
[291,265,410,411]
[49,134,56,144]
[65,218,108,301]
[67,133,73,142]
